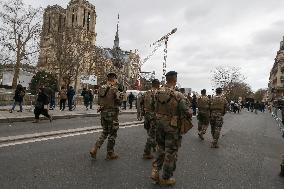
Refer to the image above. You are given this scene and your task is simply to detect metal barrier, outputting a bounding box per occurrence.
[271,107,284,138]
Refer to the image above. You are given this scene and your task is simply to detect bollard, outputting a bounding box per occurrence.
[280,154,284,177]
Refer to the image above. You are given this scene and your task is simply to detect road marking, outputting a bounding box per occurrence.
[0,123,143,148]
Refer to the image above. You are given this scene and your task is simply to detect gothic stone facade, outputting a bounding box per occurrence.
[38,0,97,89]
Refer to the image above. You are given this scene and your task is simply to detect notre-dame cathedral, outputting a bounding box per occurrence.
[38,0,140,90]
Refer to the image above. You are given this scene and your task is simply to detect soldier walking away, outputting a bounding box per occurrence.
[141,79,160,159]
[33,87,52,123]
[136,91,144,121]
[10,84,25,113]
[209,88,227,148]
[122,91,127,110]
[197,89,210,140]
[151,71,192,186]
[89,73,122,160]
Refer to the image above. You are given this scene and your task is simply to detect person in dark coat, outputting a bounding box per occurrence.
[128,92,135,109]
[192,94,197,116]
[33,87,52,123]
[89,89,94,109]
[67,86,75,111]
[10,84,25,113]
[81,88,90,110]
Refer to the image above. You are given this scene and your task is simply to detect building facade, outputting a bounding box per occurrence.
[38,0,141,90]
[38,0,97,90]
[268,37,284,100]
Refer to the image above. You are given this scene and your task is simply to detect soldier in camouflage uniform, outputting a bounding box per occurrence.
[197,89,210,140]
[141,79,160,159]
[90,73,122,160]
[209,88,227,148]
[151,71,192,186]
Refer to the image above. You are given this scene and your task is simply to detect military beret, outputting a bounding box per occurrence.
[107,72,117,79]
[152,79,160,84]
[165,71,177,77]
[216,87,223,93]
[201,89,206,94]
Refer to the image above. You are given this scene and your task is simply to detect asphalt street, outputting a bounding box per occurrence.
[0,111,283,189]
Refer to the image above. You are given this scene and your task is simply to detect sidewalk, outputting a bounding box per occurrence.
[0,105,137,123]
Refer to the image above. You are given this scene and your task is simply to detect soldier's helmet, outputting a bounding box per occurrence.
[216,87,223,94]
[107,72,118,79]
[201,89,206,95]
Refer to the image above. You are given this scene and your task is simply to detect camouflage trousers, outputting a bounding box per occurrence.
[153,119,181,179]
[95,110,119,153]
[197,111,210,134]
[210,112,223,142]
[143,112,157,155]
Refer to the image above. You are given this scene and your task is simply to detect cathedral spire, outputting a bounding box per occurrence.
[113,14,119,49]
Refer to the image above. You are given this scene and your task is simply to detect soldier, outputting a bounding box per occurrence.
[151,71,192,186]
[197,89,210,140]
[209,88,227,148]
[89,73,122,160]
[141,79,160,159]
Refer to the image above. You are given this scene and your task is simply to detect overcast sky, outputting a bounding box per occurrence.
[23,0,284,93]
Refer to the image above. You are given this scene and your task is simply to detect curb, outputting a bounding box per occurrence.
[0,111,137,123]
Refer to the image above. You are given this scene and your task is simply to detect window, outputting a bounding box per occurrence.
[83,9,86,27]
[58,15,62,32]
[87,12,91,31]
[72,9,75,27]
[48,17,51,33]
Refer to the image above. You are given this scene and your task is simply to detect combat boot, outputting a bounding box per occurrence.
[89,146,99,159]
[105,152,119,160]
[150,164,159,182]
[143,153,153,159]
[159,178,176,186]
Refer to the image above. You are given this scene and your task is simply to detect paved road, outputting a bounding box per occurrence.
[0,111,283,189]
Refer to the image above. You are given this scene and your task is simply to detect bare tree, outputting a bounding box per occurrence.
[211,66,252,100]
[0,0,42,88]
[211,66,246,89]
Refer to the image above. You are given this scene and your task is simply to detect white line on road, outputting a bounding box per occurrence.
[0,123,143,148]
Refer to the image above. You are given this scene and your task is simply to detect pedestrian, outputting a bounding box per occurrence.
[81,88,90,110]
[280,154,284,177]
[89,89,94,109]
[89,73,122,160]
[58,86,67,111]
[141,79,160,159]
[33,87,52,123]
[197,89,210,140]
[254,101,260,114]
[209,88,227,148]
[151,71,192,186]
[192,94,197,116]
[67,86,75,111]
[47,87,56,110]
[136,91,144,120]
[122,91,127,110]
[250,101,254,112]
[128,92,135,109]
[10,84,25,113]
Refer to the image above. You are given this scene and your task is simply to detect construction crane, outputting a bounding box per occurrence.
[137,28,177,88]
